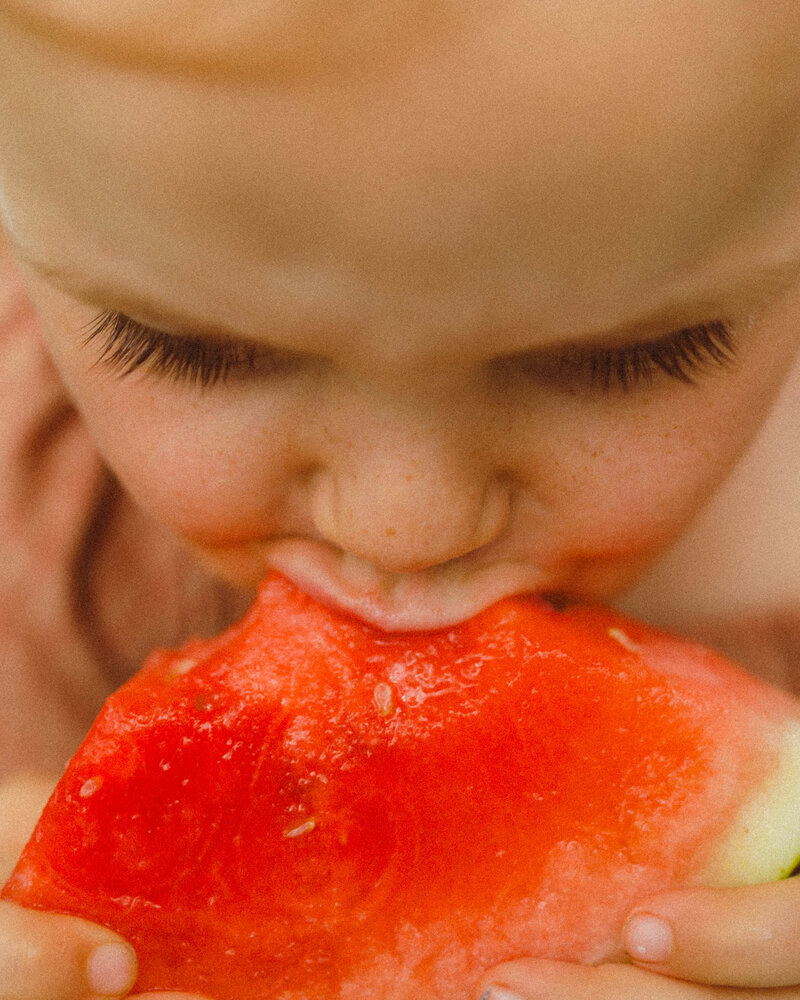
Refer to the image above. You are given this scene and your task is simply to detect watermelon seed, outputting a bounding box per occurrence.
[79,776,103,798]
[283,818,317,838]
[373,682,396,717]
[607,628,641,654]
[168,657,199,678]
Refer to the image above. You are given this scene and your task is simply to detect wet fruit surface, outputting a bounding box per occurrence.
[2,574,795,998]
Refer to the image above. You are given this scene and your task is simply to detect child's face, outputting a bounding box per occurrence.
[2,1,800,629]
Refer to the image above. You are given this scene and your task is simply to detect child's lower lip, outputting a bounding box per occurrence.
[261,538,548,631]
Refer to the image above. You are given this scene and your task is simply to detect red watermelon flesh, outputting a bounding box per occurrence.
[3,573,800,999]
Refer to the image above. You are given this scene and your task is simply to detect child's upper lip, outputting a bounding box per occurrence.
[262,538,550,632]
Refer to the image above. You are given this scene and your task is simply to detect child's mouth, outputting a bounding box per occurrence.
[263,538,548,631]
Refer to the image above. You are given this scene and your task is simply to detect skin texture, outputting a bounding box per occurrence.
[1,1,800,999]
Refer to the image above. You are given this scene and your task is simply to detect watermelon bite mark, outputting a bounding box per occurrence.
[3,574,800,999]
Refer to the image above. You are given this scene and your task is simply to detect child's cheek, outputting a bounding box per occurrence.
[86,383,308,546]
[523,369,790,596]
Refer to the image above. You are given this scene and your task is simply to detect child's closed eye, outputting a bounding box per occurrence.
[498,321,737,394]
[86,309,738,396]
[83,310,310,388]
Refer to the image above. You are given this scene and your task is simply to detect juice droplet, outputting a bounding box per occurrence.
[283,817,317,838]
[373,681,395,717]
[608,627,641,654]
[79,776,103,798]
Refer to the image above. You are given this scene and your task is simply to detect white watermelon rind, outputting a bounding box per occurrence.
[702,719,800,886]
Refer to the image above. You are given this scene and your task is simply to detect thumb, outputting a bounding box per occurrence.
[0,773,56,881]
[0,900,138,1000]
[623,878,800,988]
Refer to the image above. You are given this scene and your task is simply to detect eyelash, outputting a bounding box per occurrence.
[84,310,261,388]
[557,321,737,391]
[85,309,737,393]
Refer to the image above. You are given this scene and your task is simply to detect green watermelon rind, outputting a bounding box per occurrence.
[702,719,800,885]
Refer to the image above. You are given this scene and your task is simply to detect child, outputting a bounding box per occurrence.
[1,0,800,997]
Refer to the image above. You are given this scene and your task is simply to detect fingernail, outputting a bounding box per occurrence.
[480,987,524,1000]
[623,911,674,963]
[86,942,138,996]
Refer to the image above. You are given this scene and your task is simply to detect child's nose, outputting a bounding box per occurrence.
[308,450,510,574]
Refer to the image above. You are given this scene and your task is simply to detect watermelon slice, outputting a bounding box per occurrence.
[3,573,800,999]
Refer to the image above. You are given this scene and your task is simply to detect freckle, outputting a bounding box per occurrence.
[385,527,397,537]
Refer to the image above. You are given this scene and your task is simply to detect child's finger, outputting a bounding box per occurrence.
[623,879,800,987]
[475,956,800,999]
[0,773,55,881]
[0,900,137,1000]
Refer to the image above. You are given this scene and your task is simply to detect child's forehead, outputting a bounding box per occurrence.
[3,1,800,349]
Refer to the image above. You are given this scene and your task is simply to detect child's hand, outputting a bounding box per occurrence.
[476,879,800,999]
[0,908,203,1000]
[0,900,139,999]
[0,777,217,1000]
[0,774,141,1000]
